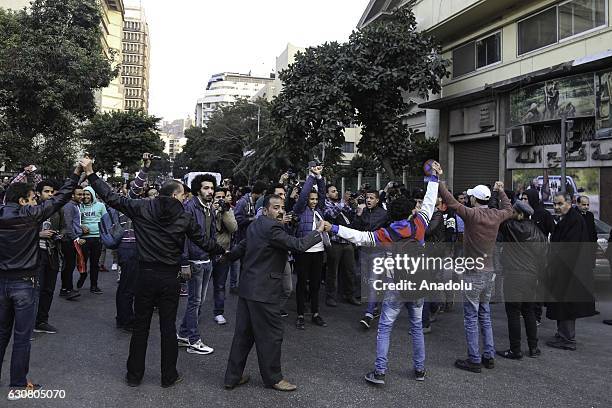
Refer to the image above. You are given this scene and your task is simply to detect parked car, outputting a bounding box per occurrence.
[594,218,611,280]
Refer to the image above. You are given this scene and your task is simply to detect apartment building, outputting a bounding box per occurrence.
[360,0,612,222]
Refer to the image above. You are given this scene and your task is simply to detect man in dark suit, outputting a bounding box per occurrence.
[576,195,597,270]
[224,194,324,392]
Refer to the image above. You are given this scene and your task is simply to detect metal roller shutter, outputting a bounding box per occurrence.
[453,137,500,193]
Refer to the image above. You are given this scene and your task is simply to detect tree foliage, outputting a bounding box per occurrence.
[272,5,449,177]
[181,99,293,184]
[0,0,118,174]
[81,110,164,174]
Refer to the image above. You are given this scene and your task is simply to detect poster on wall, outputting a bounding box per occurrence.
[595,70,612,139]
[510,73,596,126]
[512,168,600,219]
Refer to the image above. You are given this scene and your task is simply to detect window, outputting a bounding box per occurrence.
[518,0,606,55]
[518,7,558,54]
[342,142,355,153]
[559,0,606,40]
[476,33,501,69]
[452,32,500,78]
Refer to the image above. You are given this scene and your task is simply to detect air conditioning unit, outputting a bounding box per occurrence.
[507,126,535,147]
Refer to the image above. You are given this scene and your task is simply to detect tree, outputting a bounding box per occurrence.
[272,42,352,171]
[181,99,294,184]
[81,110,164,174]
[347,6,449,177]
[0,0,118,174]
[272,4,449,178]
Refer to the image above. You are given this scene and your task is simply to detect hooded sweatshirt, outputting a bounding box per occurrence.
[524,188,554,238]
[80,186,107,238]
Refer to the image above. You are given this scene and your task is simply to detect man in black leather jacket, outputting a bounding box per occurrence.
[81,157,225,388]
[497,200,547,359]
[0,164,81,391]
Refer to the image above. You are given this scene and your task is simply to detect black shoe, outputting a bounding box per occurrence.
[360,315,373,329]
[528,347,541,358]
[344,296,361,306]
[161,375,183,388]
[229,287,239,295]
[326,297,338,307]
[482,355,495,369]
[76,273,87,289]
[33,322,57,334]
[364,370,385,385]
[312,314,327,327]
[414,370,426,381]
[126,375,141,387]
[280,310,288,317]
[60,289,81,300]
[224,375,250,390]
[296,316,305,330]
[454,359,482,373]
[603,320,612,326]
[546,339,576,351]
[496,349,522,360]
[90,286,103,295]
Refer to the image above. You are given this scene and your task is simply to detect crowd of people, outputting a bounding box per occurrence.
[1,154,611,400]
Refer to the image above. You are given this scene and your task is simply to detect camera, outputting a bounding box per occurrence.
[216,198,230,212]
[286,211,300,226]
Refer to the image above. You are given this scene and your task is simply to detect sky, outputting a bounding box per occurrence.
[137,0,370,122]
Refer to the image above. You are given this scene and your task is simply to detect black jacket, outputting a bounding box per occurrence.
[88,174,224,266]
[229,215,322,304]
[352,206,388,231]
[524,189,555,237]
[0,174,79,278]
[545,207,596,320]
[580,210,597,269]
[499,218,547,276]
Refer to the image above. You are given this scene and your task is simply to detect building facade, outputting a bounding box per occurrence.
[0,0,28,9]
[360,0,612,223]
[96,0,125,113]
[160,117,193,159]
[195,72,274,127]
[122,1,150,112]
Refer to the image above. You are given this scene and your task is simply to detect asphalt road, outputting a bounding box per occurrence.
[3,263,612,408]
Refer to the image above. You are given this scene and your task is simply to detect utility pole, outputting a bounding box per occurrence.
[560,114,567,194]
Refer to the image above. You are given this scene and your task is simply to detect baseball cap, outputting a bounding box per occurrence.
[308,160,322,168]
[466,185,491,201]
[513,200,534,216]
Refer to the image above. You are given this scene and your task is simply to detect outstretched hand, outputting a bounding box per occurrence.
[78,157,94,176]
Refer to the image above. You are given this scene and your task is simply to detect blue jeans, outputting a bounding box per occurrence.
[375,292,425,373]
[178,262,213,343]
[462,271,495,363]
[212,259,229,316]
[0,277,39,386]
[229,260,240,289]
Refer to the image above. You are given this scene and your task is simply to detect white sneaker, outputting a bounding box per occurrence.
[111,263,118,271]
[177,334,190,347]
[186,339,214,355]
[214,315,227,325]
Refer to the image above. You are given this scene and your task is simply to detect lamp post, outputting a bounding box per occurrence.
[247,101,261,139]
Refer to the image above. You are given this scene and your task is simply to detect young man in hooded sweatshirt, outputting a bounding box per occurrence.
[78,186,107,294]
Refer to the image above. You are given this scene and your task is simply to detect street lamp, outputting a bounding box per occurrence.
[247,101,261,139]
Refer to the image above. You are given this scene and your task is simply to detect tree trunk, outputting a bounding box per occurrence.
[381,157,396,179]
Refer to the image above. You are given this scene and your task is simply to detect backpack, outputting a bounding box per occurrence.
[100,208,125,250]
